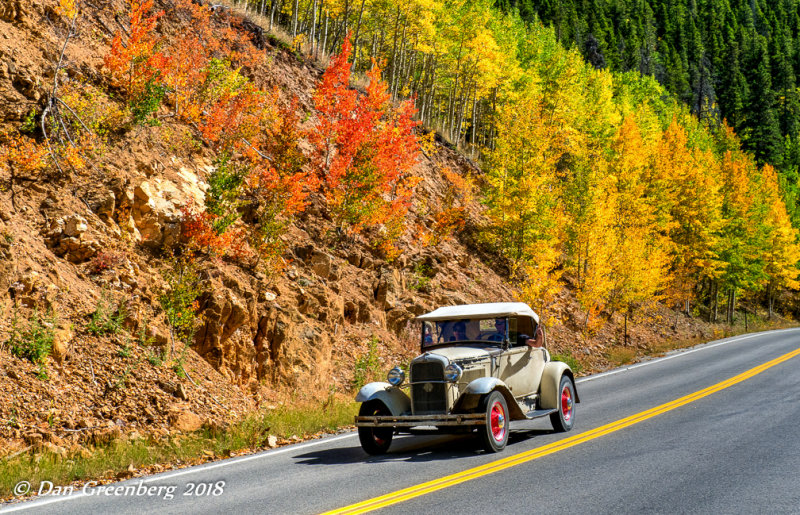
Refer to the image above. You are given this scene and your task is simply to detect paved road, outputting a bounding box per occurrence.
[4,328,800,514]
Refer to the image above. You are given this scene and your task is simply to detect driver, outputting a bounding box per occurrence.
[487,318,507,342]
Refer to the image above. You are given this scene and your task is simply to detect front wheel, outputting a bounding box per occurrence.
[358,400,393,455]
[550,375,576,432]
[479,391,509,453]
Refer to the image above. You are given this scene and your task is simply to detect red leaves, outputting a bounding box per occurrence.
[199,85,266,154]
[309,37,421,253]
[104,8,422,266]
[180,205,249,260]
[104,0,163,98]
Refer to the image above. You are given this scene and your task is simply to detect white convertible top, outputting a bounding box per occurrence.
[417,302,539,324]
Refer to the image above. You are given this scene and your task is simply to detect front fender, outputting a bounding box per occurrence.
[464,376,505,395]
[355,382,411,416]
[459,377,526,420]
[539,362,580,410]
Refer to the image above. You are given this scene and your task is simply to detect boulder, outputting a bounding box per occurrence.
[63,215,88,238]
[375,267,402,309]
[194,286,250,375]
[131,179,194,249]
[310,251,332,278]
[168,410,203,432]
[87,189,116,221]
[386,308,414,335]
[51,324,73,363]
[0,0,25,24]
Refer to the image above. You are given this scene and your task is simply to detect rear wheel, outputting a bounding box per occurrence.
[479,391,509,453]
[358,400,393,455]
[550,375,576,432]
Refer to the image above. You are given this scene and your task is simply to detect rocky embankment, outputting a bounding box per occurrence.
[0,0,728,458]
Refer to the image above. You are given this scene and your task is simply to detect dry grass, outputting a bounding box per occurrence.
[603,346,638,367]
[216,0,330,60]
[0,398,357,499]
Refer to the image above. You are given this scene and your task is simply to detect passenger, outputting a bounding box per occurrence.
[423,325,433,344]
[451,321,467,341]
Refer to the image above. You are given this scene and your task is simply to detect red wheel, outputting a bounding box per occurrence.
[550,375,576,432]
[479,391,509,452]
[561,383,573,421]
[490,400,507,443]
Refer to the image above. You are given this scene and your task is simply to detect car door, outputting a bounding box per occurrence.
[499,345,545,397]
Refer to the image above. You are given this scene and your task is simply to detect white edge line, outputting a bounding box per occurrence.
[576,328,799,384]
[0,432,357,512]
[4,327,798,512]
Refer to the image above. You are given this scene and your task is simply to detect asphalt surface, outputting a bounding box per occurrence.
[4,328,800,514]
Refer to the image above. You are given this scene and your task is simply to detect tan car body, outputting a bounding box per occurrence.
[355,303,579,453]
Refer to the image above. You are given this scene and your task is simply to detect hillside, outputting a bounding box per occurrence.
[0,0,792,472]
[499,0,800,223]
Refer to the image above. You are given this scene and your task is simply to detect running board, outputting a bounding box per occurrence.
[524,408,557,420]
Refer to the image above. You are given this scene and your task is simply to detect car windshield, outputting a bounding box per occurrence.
[422,318,509,347]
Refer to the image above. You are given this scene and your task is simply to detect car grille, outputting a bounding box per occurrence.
[411,362,446,415]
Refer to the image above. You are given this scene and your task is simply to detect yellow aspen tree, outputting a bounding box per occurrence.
[761,164,800,317]
[607,116,669,335]
[650,118,723,314]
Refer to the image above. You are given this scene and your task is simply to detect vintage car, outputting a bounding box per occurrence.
[354,302,579,454]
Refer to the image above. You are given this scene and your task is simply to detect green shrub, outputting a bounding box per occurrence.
[160,257,202,349]
[130,78,166,126]
[88,293,126,336]
[550,351,583,374]
[6,309,56,379]
[352,336,381,389]
[408,263,432,292]
[205,153,246,235]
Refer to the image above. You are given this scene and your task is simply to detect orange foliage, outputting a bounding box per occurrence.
[0,132,48,176]
[180,206,248,260]
[428,167,473,246]
[155,0,263,120]
[309,37,421,253]
[199,85,267,153]
[104,0,164,99]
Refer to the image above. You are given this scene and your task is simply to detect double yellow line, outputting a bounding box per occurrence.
[324,345,800,514]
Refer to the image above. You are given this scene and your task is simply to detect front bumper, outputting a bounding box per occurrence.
[355,413,485,427]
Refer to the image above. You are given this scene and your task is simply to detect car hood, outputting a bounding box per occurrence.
[416,345,498,364]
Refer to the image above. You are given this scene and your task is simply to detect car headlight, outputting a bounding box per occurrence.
[444,363,463,382]
[387,367,405,386]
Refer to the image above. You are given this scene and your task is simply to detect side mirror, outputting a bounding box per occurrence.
[517,333,530,346]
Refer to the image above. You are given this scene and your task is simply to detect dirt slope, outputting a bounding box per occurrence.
[0,0,732,457]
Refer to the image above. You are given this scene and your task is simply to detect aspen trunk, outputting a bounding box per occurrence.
[351,0,367,71]
[711,281,718,323]
[269,0,280,31]
[389,8,400,96]
[369,33,377,64]
[322,11,328,55]
[393,20,407,98]
[310,0,317,55]
[343,0,349,37]
[292,0,299,37]
[299,0,312,38]
[624,312,628,346]
[767,283,774,319]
